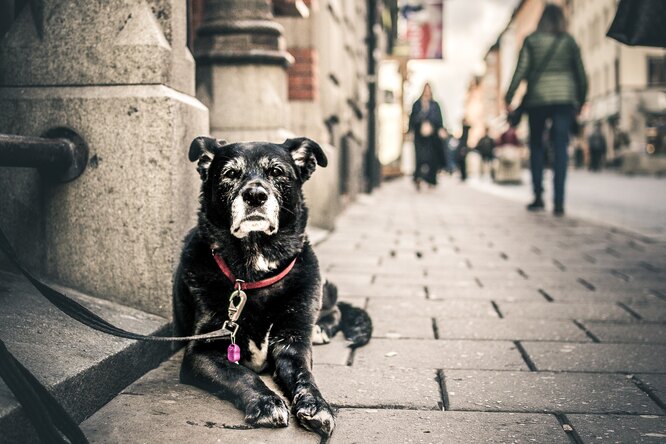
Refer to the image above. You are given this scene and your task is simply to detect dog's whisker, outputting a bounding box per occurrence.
[279,205,296,216]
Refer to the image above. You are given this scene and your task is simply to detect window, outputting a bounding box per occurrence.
[647,56,666,86]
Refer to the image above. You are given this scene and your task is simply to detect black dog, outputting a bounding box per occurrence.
[173,136,372,438]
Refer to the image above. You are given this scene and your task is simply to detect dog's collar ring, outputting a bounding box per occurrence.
[234,279,245,292]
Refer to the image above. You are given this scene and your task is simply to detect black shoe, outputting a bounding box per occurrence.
[553,205,565,217]
[527,197,545,211]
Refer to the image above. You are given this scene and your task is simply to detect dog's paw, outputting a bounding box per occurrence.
[294,394,335,437]
[245,394,290,428]
[311,324,331,345]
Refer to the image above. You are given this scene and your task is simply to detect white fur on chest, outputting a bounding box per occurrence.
[253,254,278,272]
[243,324,272,372]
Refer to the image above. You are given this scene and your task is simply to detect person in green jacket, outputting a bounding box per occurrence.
[505,4,587,216]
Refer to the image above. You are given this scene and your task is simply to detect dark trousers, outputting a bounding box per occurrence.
[589,150,603,171]
[458,154,467,181]
[528,105,573,207]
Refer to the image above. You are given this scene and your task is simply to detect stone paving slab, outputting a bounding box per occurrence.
[352,339,528,370]
[367,298,499,319]
[332,410,570,443]
[427,286,546,301]
[636,374,666,406]
[371,315,435,339]
[436,318,590,342]
[313,334,352,366]
[496,301,634,321]
[626,301,666,321]
[443,370,662,414]
[522,342,666,373]
[541,288,660,304]
[324,272,373,286]
[374,274,481,288]
[583,322,666,344]
[313,365,441,409]
[336,283,427,299]
[566,414,666,444]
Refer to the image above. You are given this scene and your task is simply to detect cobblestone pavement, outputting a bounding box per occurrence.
[82,176,666,443]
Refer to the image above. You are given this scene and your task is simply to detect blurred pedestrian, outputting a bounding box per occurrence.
[498,126,520,146]
[476,127,495,176]
[408,83,445,190]
[493,126,524,183]
[457,120,471,182]
[447,137,459,173]
[438,127,451,174]
[574,138,585,169]
[588,122,607,171]
[505,4,587,216]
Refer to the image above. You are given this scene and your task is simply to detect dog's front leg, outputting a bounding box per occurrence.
[271,333,335,437]
[181,342,290,428]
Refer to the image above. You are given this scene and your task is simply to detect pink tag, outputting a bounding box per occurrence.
[227,343,241,363]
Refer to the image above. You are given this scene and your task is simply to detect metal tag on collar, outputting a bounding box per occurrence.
[228,281,247,323]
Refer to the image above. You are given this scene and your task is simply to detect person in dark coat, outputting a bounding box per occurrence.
[408,83,445,189]
[505,4,587,216]
[476,126,495,176]
[588,122,607,171]
[456,120,471,182]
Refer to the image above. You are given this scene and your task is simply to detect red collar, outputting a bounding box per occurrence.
[212,251,298,291]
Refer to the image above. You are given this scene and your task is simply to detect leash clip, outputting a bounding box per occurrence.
[227,288,247,323]
[222,320,239,338]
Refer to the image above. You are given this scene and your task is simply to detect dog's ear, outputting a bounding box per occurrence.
[283,137,328,181]
[188,136,226,180]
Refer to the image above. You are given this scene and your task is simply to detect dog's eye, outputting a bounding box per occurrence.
[224,169,240,179]
[269,167,284,177]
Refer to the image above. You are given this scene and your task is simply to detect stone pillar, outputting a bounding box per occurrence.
[0,0,208,316]
[195,0,293,142]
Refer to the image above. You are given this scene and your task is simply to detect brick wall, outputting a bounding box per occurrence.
[288,47,319,101]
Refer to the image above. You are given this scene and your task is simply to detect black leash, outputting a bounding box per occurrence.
[0,227,230,443]
[0,229,230,342]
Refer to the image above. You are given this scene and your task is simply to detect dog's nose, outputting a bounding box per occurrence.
[242,186,268,207]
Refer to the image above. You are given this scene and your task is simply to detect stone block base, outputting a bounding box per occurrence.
[0,85,208,316]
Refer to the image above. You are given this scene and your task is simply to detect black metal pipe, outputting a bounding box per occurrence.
[365,0,380,193]
[0,129,88,182]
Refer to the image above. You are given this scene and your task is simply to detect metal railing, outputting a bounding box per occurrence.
[0,128,88,182]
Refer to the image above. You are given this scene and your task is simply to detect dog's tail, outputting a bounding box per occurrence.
[338,301,372,348]
[317,280,372,349]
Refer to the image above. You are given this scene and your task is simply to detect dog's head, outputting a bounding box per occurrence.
[189,137,327,239]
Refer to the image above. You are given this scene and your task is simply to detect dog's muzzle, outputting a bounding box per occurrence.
[231,182,280,238]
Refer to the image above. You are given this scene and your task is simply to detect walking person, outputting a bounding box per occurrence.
[505,4,587,216]
[457,119,471,182]
[588,122,607,171]
[408,83,445,190]
[476,127,495,177]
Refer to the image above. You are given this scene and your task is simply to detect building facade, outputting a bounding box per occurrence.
[0,0,389,317]
[569,0,666,157]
